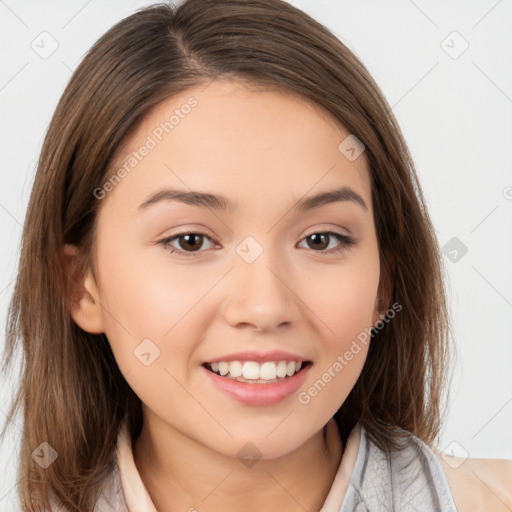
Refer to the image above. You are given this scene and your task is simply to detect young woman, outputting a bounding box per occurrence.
[2,0,511,511]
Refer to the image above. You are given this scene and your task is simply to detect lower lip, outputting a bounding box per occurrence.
[200,363,312,406]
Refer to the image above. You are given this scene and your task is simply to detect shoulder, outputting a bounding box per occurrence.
[433,446,512,512]
[46,464,128,512]
[93,461,129,511]
[351,425,460,510]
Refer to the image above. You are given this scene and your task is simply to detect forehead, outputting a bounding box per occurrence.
[104,79,372,217]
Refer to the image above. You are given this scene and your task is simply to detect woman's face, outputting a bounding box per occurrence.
[81,79,382,458]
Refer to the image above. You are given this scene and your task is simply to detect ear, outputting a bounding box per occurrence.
[60,244,106,334]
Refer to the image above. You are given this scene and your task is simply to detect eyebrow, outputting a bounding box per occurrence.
[136,186,369,214]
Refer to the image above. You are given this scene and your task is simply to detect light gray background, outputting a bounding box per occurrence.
[1,0,511,509]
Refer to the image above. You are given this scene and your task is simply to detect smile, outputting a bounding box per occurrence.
[203,360,311,382]
[200,360,313,406]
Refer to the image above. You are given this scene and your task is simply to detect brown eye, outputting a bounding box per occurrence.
[306,233,330,250]
[158,230,356,258]
[298,231,356,254]
[159,232,217,257]
[176,233,204,251]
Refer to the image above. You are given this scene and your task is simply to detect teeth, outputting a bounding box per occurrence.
[260,362,277,380]
[218,362,229,376]
[243,361,260,379]
[207,360,305,381]
[230,361,243,378]
[276,361,287,378]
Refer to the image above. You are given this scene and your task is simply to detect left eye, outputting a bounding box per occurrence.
[298,231,356,253]
[158,231,356,257]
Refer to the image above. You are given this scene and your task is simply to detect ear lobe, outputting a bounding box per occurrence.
[61,244,106,334]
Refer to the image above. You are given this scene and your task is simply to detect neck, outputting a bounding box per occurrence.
[133,414,344,512]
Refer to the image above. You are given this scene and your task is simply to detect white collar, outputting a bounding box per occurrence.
[114,418,362,511]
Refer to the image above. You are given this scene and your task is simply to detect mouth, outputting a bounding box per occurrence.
[201,360,313,384]
[200,358,314,406]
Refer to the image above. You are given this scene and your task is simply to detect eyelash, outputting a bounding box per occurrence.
[157,230,356,258]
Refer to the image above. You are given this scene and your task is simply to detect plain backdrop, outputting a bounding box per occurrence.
[1,0,511,509]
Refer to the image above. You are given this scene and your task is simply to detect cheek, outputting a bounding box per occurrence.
[305,253,380,345]
[297,276,375,424]
[299,251,379,402]
[94,238,214,375]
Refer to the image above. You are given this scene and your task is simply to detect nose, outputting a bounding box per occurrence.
[221,250,300,332]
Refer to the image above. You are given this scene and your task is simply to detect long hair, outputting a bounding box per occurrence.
[1,0,455,510]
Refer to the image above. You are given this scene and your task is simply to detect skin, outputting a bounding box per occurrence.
[66,79,384,512]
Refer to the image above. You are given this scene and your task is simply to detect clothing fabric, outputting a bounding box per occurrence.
[88,418,469,511]
[335,424,457,511]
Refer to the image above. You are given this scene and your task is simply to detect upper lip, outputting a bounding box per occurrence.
[203,350,312,364]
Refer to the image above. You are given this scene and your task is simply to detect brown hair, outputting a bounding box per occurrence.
[1,0,455,510]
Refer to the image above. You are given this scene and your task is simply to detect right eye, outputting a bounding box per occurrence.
[158,232,219,257]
